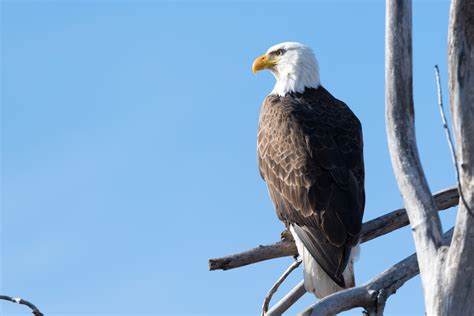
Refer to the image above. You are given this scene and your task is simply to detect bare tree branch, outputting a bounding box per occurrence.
[266,280,306,316]
[384,0,446,312]
[299,228,454,316]
[208,187,458,271]
[0,295,44,316]
[262,259,302,316]
[435,64,471,218]
[442,0,474,314]
[360,187,457,243]
[209,239,297,271]
[435,65,462,191]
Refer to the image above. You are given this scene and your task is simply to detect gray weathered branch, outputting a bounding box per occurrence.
[208,187,458,271]
[0,295,44,316]
[384,0,446,312]
[209,239,297,271]
[266,280,306,316]
[435,65,460,192]
[359,187,457,243]
[299,228,454,316]
[262,259,302,316]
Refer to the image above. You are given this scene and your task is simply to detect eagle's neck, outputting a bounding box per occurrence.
[270,56,320,97]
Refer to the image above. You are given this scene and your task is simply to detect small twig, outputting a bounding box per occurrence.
[262,258,302,316]
[363,289,388,316]
[374,289,388,316]
[266,280,306,316]
[0,295,44,316]
[434,65,473,216]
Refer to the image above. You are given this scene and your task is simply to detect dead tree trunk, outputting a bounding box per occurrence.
[442,0,474,314]
[385,0,473,314]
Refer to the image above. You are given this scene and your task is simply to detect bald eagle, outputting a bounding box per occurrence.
[252,42,365,298]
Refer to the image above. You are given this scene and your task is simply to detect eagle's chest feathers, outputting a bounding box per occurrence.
[257,96,311,186]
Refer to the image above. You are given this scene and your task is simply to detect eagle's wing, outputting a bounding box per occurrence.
[258,88,365,287]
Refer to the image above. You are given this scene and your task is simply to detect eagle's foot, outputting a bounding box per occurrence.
[281,229,294,242]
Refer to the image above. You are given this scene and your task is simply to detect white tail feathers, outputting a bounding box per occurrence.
[290,225,359,298]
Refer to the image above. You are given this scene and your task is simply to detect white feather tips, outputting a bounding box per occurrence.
[289,225,356,298]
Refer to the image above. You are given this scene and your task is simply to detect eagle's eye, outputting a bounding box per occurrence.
[274,49,284,56]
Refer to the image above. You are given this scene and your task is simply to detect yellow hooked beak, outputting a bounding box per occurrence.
[252,53,277,75]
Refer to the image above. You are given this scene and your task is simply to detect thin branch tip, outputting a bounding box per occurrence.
[434,65,473,217]
[262,258,302,316]
[0,295,44,316]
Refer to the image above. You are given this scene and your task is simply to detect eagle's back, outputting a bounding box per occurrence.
[257,86,365,287]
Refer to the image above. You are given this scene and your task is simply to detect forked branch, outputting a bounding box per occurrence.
[300,228,454,316]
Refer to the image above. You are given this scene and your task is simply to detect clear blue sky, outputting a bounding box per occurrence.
[1,1,456,315]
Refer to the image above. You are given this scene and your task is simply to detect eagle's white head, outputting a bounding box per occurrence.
[252,42,320,96]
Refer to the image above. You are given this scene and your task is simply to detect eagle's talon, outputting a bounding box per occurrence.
[281,229,294,242]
